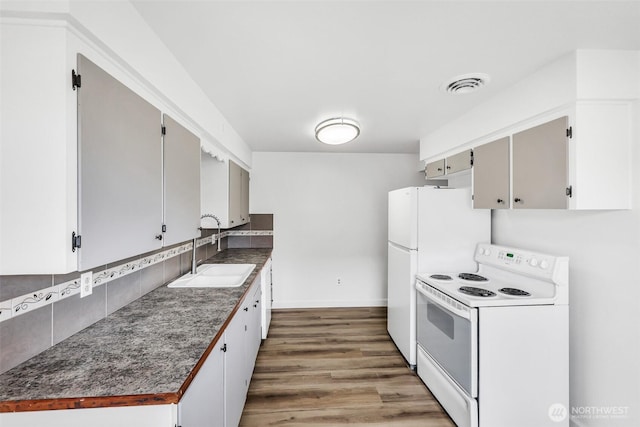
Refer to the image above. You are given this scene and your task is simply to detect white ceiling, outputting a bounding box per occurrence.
[131,1,640,154]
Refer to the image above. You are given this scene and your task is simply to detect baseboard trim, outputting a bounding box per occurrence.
[272,299,387,309]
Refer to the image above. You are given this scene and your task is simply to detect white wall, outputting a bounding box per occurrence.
[420,51,640,427]
[250,152,424,308]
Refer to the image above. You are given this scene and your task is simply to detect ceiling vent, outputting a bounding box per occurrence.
[442,73,491,94]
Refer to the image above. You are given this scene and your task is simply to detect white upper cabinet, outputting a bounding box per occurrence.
[421,50,637,210]
[162,114,201,246]
[471,105,632,210]
[0,21,205,274]
[77,54,164,270]
[201,158,250,229]
[0,23,78,274]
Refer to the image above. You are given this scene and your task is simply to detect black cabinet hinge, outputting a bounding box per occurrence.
[470,149,474,166]
[566,126,573,139]
[162,224,167,233]
[161,125,166,136]
[72,70,81,90]
[566,185,573,198]
[71,232,81,252]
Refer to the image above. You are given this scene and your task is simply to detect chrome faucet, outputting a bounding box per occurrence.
[191,237,198,275]
[192,214,222,275]
[201,213,222,253]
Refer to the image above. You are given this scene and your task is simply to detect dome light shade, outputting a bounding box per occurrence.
[315,117,360,145]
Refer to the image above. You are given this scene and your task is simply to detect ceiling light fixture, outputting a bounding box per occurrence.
[441,73,491,94]
[315,117,360,145]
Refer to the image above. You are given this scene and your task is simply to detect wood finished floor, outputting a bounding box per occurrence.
[239,307,455,427]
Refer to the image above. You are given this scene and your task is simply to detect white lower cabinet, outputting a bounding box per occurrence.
[178,338,225,427]
[180,278,263,427]
[260,258,273,339]
[248,284,263,371]
[225,278,263,427]
[224,297,250,427]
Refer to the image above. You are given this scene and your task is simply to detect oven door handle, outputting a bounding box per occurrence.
[417,282,473,321]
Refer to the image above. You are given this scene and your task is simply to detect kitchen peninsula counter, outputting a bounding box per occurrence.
[0,248,272,412]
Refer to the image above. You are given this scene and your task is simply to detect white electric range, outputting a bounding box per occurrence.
[415,243,570,427]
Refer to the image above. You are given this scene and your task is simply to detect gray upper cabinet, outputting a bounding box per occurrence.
[425,159,446,178]
[228,160,243,228]
[445,149,473,175]
[240,167,250,224]
[472,137,510,209]
[512,116,568,209]
[78,54,163,270]
[162,114,201,246]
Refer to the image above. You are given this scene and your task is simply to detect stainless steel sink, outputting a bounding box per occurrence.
[167,263,256,288]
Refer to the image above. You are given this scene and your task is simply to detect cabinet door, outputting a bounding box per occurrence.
[178,342,224,427]
[473,137,510,209]
[425,159,445,178]
[77,55,162,270]
[446,149,472,174]
[163,114,201,246]
[224,302,249,427]
[248,283,262,374]
[260,259,272,339]
[512,117,568,209]
[240,168,250,224]
[228,160,243,228]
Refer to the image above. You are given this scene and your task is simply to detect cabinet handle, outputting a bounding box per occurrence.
[496,199,504,204]
[244,307,249,312]
[446,166,451,170]
[253,304,257,308]
[514,198,523,203]
[220,343,227,352]
[437,168,443,171]
[155,234,163,240]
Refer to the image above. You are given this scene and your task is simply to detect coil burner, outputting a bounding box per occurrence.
[498,287,531,297]
[430,274,453,280]
[458,273,488,282]
[458,286,496,297]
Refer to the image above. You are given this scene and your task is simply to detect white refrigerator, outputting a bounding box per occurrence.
[387,187,490,366]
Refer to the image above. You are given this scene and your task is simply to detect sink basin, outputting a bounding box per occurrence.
[167,263,256,288]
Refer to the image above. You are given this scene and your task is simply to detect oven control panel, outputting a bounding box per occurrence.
[475,243,566,281]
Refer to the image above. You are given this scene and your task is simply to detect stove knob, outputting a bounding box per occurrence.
[529,258,539,267]
[483,248,491,256]
[540,260,549,269]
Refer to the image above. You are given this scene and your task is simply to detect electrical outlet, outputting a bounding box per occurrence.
[80,271,93,298]
[337,278,342,285]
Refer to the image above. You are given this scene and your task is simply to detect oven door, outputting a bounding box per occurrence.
[416,280,478,398]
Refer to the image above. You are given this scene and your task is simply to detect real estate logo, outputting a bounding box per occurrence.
[548,403,568,422]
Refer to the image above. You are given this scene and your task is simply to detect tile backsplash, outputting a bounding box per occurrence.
[0,214,273,374]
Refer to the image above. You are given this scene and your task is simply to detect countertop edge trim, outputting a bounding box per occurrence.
[0,393,179,413]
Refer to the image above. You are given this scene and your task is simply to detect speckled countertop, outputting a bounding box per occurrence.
[0,248,271,411]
